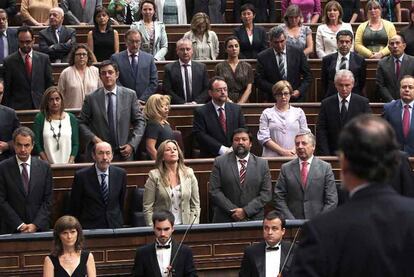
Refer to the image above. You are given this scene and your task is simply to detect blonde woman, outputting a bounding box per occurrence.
[143,94,174,160]
[183,12,219,60]
[143,140,201,226]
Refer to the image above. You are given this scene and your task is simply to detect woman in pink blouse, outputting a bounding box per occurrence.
[282,0,321,23]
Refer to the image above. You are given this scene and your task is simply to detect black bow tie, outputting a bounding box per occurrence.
[266,246,279,251]
[156,244,171,249]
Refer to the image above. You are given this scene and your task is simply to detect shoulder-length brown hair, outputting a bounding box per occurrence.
[190,12,211,34]
[143,94,171,123]
[40,86,65,119]
[322,1,343,24]
[68,44,97,66]
[155,140,188,187]
[52,216,84,257]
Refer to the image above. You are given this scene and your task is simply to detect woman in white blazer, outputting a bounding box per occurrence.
[131,0,168,60]
[143,140,201,226]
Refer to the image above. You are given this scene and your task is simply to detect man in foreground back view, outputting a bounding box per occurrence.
[291,114,414,276]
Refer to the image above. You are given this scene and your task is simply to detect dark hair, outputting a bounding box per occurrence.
[268,25,286,41]
[208,76,226,90]
[152,210,175,226]
[138,0,157,21]
[392,33,406,44]
[224,35,240,48]
[40,86,65,118]
[232,127,253,142]
[12,126,34,144]
[17,26,34,40]
[52,215,84,256]
[93,6,112,31]
[336,30,353,41]
[240,3,256,16]
[68,44,96,66]
[99,60,119,74]
[264,211,286,229]
[338,114,400,182]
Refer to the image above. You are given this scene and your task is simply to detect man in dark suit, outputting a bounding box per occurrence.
[209,128,272,223]
[0,127,52,234]
[193,76,246,157]
[163,38,209,104]
[316,69,372,155]
[79,60,146,161]
[111,29,158,104]
[376,34,414,102]
[132,210,197,277]
[256,26,312,102]
[70,142,126,229]
[291,114,414,277]
[61,0,101,25]
[239,211,294,277]
[38,7,76,63]
[0,8,18,65]
[1,26,53,110]
[234,0,276,23]
[274,132,338,219]
[321,30,366,98]
[383,75,414,156]
[0,91,20,161]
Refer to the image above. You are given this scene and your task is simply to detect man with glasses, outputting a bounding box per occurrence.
[193,76,246,157]
[111,29,157,104]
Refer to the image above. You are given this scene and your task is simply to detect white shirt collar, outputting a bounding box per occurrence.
[16,155,31,166]
[179,59,192,66]
[337,93,351,103]
[236,153,250,163]
[299,155,313,166]
[104,85,117,95]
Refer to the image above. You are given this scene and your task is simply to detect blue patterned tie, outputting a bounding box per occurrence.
[100,173,109,205]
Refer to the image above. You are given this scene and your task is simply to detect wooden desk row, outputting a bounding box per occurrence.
[44,58,381,103]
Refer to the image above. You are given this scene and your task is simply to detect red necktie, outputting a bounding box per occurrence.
[396,59,401,79]
[81,0,86,8]
[25,54,32,77]
[301,161,309,188]
[218,108,226,134]
[403,104,410,139]
[239,159,247,185]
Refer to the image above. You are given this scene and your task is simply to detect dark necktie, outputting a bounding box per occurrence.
[266,246,280,251]
[156,244,171,249]
[278,53,286,80]
[100,173,109,205]
[403,104,410,139]
[339,56,347,70]
[239,159,247,185]
[131,54,137,75]
[396,59,401,79]
[183,64,191,102]
[340,98,348,125]
[0,33,4,64]
[107,92,117,148]
[21,162,29,194]
[218,107,226,134]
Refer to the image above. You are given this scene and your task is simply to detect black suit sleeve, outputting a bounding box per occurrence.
[181,245,198,277]
[239,246,256,277]
[255,52,274,98]
[376,62,394,102]
[132,247,145,277]
[44,57,54,88]
[192,107,222,155]
[38,28,76,60]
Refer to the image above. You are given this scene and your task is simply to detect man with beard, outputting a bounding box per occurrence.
[209,128,272,223]
[273,132,338,219]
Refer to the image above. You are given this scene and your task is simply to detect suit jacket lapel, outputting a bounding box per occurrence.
[149,243,163,277]
[11,157,27,196]
[293,159,304,192]
[98,89,109,124]
[280,241,290,272]
[229,153,240,186]
[349,53,356,72]
[255,242,266,277]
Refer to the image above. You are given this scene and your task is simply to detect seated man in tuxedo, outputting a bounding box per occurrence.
[0,8,18,65]
[239,211,294,277]
[321,30,366,98]
[0,127,52,234]
[383,75,414,156]
[70,141,126,229]
[38,7,76,63]
[132,210,197,277]
[163,38,209,104]
[193,76,245,157]
[317,69,371,155]
[376,34,414,102]
[274,132,338,219]
[111,29,158,104]
[209,128,272,223]
[255,25,312,102]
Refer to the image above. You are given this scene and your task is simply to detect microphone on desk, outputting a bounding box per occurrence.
[166,214,198,277]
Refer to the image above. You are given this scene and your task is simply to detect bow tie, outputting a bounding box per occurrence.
[266,246,280,251]
[156,244,171,249]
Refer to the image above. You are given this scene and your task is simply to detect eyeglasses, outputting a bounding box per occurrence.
[274,92,291,97]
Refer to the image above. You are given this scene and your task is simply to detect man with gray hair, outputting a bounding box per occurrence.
[255,25,312,102]
[163,38,209,104]
[316,69,371,155]
[273,132,338,219]
[38,7,76,63]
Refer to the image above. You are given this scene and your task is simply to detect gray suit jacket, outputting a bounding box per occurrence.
[111,50,158,102]
[0,156,53,234]
[376,54,414,102]
[273,157,338,220]
[61,0,102,24]
[78,86,146,153]
[209,152,272,223]
[2,50,53,110]
[38,25,76,62]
